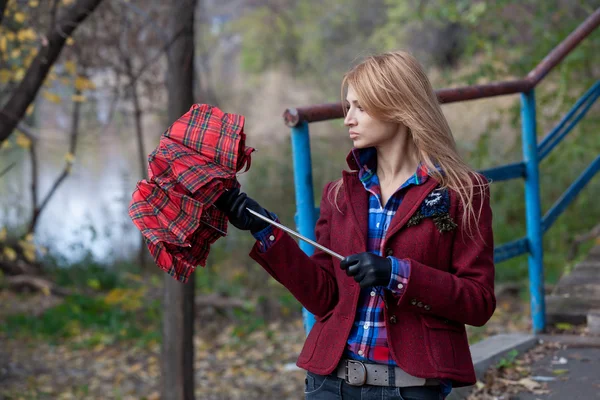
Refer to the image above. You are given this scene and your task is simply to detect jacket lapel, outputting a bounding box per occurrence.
[343,171,368,252]
[384,178,439,241]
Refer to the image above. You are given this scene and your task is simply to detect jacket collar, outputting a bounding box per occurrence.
[343,148,440,247]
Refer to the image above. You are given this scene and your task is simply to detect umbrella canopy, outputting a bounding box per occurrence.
[129,104,254,282]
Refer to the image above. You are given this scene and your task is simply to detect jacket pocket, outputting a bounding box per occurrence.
[422,316,464,372]
[298,310,334,364]
[315,308,334,323]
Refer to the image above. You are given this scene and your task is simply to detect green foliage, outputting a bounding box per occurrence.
[496,349,519,370]
[1,294,161,347]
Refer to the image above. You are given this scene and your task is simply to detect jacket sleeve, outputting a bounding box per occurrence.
[396,182,496,327]
[248,182,338,319]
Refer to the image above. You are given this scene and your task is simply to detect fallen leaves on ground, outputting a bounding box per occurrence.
[0,317,306,400]
[467,341,564,399]
[0,285,541,399]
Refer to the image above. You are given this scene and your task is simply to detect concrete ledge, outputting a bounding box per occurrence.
[447,333,538,400]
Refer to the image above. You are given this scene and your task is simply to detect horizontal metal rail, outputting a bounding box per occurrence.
[494,237,529,263]
[480,162,526,182]
[283,9,600,127]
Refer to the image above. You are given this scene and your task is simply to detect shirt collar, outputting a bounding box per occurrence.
[347,147,431,187]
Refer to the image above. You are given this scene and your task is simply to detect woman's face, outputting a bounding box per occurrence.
[343,85,400,149]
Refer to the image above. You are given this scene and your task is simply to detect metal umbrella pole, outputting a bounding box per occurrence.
[246,208,344,260]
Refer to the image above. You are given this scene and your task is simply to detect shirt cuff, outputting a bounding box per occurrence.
[251,211,283,252]
[387,256,410,296]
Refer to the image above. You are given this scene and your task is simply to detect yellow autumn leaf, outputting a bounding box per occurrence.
[15,132,31,149]
[17,28,36,41]
[74,76,95,91]
[42,91,61,104]
[71,94,86,102]
[65,152,75,163]
[26,103,34,116]
[0,228,7,242]
[0,70,11,84]
[105,288,126,305]
[64,60,76,75]
[40,285,51,296]
[24,233,34,242]
[0,140,11,150]
[5,32,15,41]
[62,0,75,5]
[66,37,74,46]
[3,247,17,261]
[13,12,26,23]
[0,36,6,52]
[22,247,36,262]
[13,68,24,81]
[11,49,20,59]
[29,0,39,7]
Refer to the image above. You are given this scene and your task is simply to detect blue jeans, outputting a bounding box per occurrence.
[304,372,444,400]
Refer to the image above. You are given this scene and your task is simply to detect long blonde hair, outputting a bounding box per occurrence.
[330,50,488,231]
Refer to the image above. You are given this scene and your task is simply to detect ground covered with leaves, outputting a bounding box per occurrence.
[0,275,554,400]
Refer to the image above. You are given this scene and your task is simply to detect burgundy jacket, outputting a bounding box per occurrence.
[249,157,496,387]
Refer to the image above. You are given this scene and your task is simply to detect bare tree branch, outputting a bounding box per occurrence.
[0,0,8,26]
[0,162,16,179]
[28,86,82,233]
[0,0,104,144]
[16,123,40,142]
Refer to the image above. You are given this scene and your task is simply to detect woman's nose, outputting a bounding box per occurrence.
[344,112,356,127]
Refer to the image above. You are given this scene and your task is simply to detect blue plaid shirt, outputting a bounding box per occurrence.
[344,147,427,364]
[253,147,451,396]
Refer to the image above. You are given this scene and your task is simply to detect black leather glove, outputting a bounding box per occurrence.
[340,252,392,288]
[214,187,271,233]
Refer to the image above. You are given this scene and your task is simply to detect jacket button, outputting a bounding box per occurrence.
[424,305,431,311]
[417,302,423,308]
[410,298,417,305]
[385,248,393,256]
[389,315,397,324]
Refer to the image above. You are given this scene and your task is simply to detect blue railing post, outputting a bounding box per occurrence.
[521,90,546,334]
[290,121,318,335]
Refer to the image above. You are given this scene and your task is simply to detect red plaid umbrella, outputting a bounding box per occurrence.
[128,104,254,282]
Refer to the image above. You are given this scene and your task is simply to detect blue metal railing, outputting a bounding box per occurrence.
[284,10,600,335]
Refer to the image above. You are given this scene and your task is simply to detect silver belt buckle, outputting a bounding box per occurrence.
[345,360,367,386]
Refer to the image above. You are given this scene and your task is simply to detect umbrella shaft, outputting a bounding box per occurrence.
[246,208,344,261]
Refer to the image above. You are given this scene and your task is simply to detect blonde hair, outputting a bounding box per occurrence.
[330,50,488,231]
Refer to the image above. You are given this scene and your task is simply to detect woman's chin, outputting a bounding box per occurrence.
[352,139,370,149]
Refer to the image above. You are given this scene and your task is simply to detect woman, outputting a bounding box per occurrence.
[215,51,496,400]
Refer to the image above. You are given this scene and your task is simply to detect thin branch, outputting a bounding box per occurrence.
[16,123,40,142]
[125,24,186,89]
[28,143,38,232]
[0,162,16,179]
[0,0,104,144]
[49,0,60,33]
[28,86,82,233]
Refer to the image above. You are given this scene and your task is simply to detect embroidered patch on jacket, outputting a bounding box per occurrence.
[406,188,457,233]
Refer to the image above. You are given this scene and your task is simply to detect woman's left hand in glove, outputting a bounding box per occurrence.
[340,252,392,288]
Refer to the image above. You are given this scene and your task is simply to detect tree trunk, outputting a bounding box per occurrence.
[0,0,104,144]
[161,1,197,399]
[125,58,149,271]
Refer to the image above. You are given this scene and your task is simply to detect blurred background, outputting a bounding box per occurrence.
[0,0,598,399]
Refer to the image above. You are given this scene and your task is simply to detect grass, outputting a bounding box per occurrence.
[1,293,162,347]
